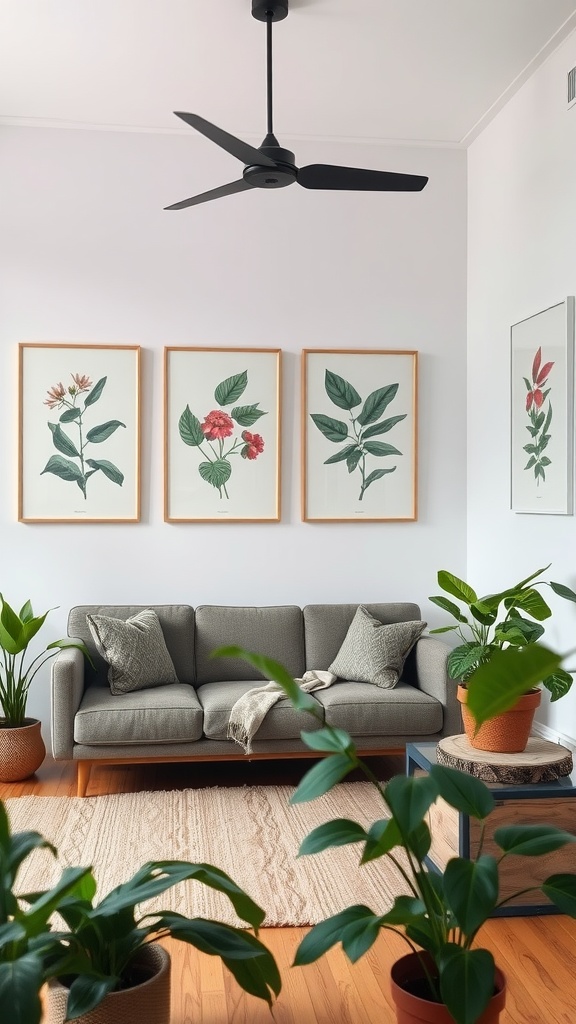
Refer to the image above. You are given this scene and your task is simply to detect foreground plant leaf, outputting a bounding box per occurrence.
[466,644,561,727]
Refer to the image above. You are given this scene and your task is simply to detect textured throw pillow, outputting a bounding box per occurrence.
[329,606,427,689]
[86,609,179,695]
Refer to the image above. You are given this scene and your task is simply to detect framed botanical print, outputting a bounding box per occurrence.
[164,347,281,522]
[19,343,141,522]
[302,349,418,522]
[510,298,575,515]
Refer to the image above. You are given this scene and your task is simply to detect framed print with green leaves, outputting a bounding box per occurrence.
[302,349,418,522]
[18,343,141,523]
[164,347,281,522]
[510,297,575,515]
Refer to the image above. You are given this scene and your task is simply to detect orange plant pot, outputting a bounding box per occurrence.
[391,952,506,1024]
[0,718,46,782]
[457,684,541,754]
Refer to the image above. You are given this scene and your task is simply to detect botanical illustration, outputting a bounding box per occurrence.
[42,373,125,499]
[523,346,554,485]
[310,370,406,500]
[178,370,267,499]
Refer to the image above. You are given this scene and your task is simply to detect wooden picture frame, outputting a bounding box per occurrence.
[302,349,418,522]
[164,347,281,522]
[18,343,141,523]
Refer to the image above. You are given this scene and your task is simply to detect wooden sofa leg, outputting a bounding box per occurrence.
[77,761,91,798]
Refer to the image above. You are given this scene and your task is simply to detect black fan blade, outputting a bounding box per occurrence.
[298,164,428,192]
[164,178,252,210]
[173,112,277,168]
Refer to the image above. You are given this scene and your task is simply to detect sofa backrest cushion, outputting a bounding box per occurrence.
[68,605,195,687]
[195,605,305,684]
[303,603,422,683]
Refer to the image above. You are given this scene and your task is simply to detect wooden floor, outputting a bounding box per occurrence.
[5,754,576,1023]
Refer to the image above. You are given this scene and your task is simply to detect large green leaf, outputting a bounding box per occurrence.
[549,581,576,603]
[59,407,81,423]
[0,595,25,651]
[361,818,402,863]
[383,775,438,836]
[443,856,498,933]
[291,755,354,804]
[361,468,395,492]
[430,765,494,819]
[85,459,124,486]
[213,646,318,713]
[310,413,349,442]
[543,669,573,701]
[299,819,368,856]
[541,874,576,916]
[300,726,354,754]
[0,955,43,1024]
[508,588,551,621]
[495,616,544,645]
[437,571,477,605]
[41,455,84,483]
[83,377,106,407]
[231,404,267,427]
[178,406,204,446]
[293,906,375,965]
[6,830,56,879]
[346,448,363,472]
[340,914,383,962]
[361,414,407,439]
[66,976,116,1021]
[48,422,80,458]
[447,644,490,680]
[21,866,92,937]
[438,946,495,1024]
[356,385,399,426]
[199,459,232,489]
[324,370,362,410]
[215,371,247,406]
[378,895,426,926]
[466,644,562,727]
[428,595,469,623]
[324,444,360,465]
[85,420,126,443]
[494,824,576,857]
[362,441,401,457]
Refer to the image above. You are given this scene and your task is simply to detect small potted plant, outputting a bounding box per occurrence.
[0,595,91,781]
[218,647,576,1024]
[428,565,576,751]
[0,800,280,1024]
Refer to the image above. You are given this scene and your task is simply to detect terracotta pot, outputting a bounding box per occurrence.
[45,943,170,1024]
[457,684,541,754]
[0,718,46,782]
[390,952,506,1023]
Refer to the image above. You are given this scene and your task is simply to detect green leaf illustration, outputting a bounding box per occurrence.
[523,377,532,391]
[231,404,267,427]
[361,414,406,439]
[179,406,205,446]
[59,407,81,423]
[362,467,396,492]
[48,422,80,458]
[199,459,232,488]
[357,384,399,426]
[363,441,402,457]
[324,371,362,410]
[84,377,107,407]
[41,455,84,483]
[324,444,359,465]
[215,372,247,407]
[85,420,126,443]
[310,414,348,443]
[347,448,363,472]
[86,459,124,486]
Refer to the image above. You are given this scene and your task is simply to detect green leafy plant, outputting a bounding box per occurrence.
[310,369,406,501]
[0,596,90,727]
[216,646,576,1024]
[523,346,554,484]
[43,374,126,500]
[428,565,576,701]
[0,800,280,1024]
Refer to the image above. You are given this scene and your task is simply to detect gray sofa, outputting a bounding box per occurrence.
[51,602,459,796]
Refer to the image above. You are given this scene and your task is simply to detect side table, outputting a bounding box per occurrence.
[406,740,576,916]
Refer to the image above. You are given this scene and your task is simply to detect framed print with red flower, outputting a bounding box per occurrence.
[18,343,141,523]
[302,349,418,522]
[164,347,281,522]
[511,297,575,515]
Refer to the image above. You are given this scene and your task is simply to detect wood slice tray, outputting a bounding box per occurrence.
[436,735,573,784]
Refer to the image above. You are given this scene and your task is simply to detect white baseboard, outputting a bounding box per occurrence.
[532,720,576,755]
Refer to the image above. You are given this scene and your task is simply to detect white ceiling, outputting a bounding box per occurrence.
[1,0,576,147]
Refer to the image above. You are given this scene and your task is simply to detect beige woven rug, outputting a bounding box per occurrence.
[6,783,409,928]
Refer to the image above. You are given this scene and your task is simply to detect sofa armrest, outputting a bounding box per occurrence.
[414,636,461,737]
[51,646,86,759]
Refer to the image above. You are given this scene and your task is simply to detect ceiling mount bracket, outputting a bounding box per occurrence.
[252,0,288,23]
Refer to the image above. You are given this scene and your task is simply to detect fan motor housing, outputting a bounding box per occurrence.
[244,144,297,188]
[252,0,288,22]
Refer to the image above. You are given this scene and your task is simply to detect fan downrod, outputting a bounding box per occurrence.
[252,0,288,23]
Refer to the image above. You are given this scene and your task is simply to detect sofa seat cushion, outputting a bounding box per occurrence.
[74,684,203,746]
[314,681,443,736]
[197,680,324,741]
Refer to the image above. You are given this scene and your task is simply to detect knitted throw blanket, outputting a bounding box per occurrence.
[227,670,337,754]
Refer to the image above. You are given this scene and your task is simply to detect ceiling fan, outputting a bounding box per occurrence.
[165,0,428,210]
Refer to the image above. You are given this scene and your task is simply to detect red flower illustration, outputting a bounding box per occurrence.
[201,410,234,440]
[241,430,265,460]
[44,382,67,409]
[526,347,554,411]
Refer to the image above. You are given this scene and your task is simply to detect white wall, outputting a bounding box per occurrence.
[467,29,576,745]
[0,126,467,731]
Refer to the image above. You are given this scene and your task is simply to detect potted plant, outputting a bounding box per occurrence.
[0,800,280,1024]
[428,565,576,751]
[218,646,576,1024]
[0,595,91,781]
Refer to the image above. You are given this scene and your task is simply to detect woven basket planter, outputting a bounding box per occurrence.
[45,943,171,1024]
[0,718,46,782]
[391,952,506,1023]
[458,684,541,753]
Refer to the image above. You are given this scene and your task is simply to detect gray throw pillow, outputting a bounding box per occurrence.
[86,609,179,695]
[329,606,427,689]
